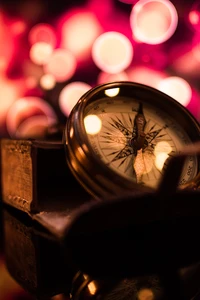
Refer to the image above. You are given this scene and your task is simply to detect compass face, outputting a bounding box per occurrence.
[83,93,198,189]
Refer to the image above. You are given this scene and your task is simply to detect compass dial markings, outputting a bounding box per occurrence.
[108,117,131,137]
[85,97,198,188]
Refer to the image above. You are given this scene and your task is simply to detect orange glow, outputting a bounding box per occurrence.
[11,21,26,35]
[44,49,77,82]
[130,0,178,44]
[0,57,7,73]
[92,31,133,74]
[61,12,102,60]
[87,281,97,295]
[40,73,56,90]
[25,76,38,89]
[137,288,154,300]
[84,115,102,135]
[29,42,53,65]
[59,81,91,116]
[158,76,192,107]
[28,23,57,48]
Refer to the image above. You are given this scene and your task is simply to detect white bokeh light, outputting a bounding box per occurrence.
[155,152,169,171]
[29,42,53,65]
[40,73,56,90]
[92,31,133,74]
[61,12,102,60]
[105,88,120,97]
[59,81,92,116]
[84,115,102,135]
[44,49,77,82]
[157,76,192,107]
[130,0,178,44]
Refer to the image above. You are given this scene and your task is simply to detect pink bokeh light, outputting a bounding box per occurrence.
[0,0,199,138]
[44,49,77,82]
[59,81,92,116]
[60,11,102,61]
[28,23,57,48]
[127,65,166,88]
[157,76,192,107]
[92,31,133,74]
[97,71,129,84]
[130,0,178,44]
[6,96,57,137]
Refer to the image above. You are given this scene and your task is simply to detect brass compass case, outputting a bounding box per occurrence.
[64,81,200,198]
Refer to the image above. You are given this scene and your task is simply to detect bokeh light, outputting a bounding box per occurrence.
[0,77,23,134]
[127,65,166,88]
[92,31,133,74]
[130,0,178,44]
[28,23,57,48]
[157,76,192,107]
[0,0,199,141]
[97,71,129,84]
[29,42,53,65]
[6,96,57,137]
[59,81,92,116]
[15,115,50,138]
[105,87,120,97]
[188,1,200,33]
[61,11,102,60]
[10,20,26,35]
[154,141,172,155]
[84,114,102,135]
[40,73,56,90]
[155,152,169,171]
[44,49,77,82]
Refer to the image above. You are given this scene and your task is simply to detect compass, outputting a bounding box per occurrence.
[64,81,200,198]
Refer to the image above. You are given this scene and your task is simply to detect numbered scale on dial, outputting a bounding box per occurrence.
[64,81,200,198]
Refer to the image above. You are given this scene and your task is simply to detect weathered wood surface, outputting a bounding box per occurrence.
[1,139,90,214]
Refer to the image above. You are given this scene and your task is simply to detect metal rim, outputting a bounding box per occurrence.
[64,81,200,198]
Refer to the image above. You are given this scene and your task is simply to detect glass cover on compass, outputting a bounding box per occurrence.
[65,81,200,197]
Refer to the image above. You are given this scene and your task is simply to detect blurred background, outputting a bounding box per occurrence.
[0,0,200,299]
[0,0,200,140]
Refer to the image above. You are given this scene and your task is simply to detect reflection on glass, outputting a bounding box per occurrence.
[87,281,97,295]
[105,87,120,97]
[84,115,102,135]
[155,152,169,171]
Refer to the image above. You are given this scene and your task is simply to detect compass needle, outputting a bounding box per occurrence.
[65,82,200,197]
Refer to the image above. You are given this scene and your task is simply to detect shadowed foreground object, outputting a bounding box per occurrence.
[1,141,200,299]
